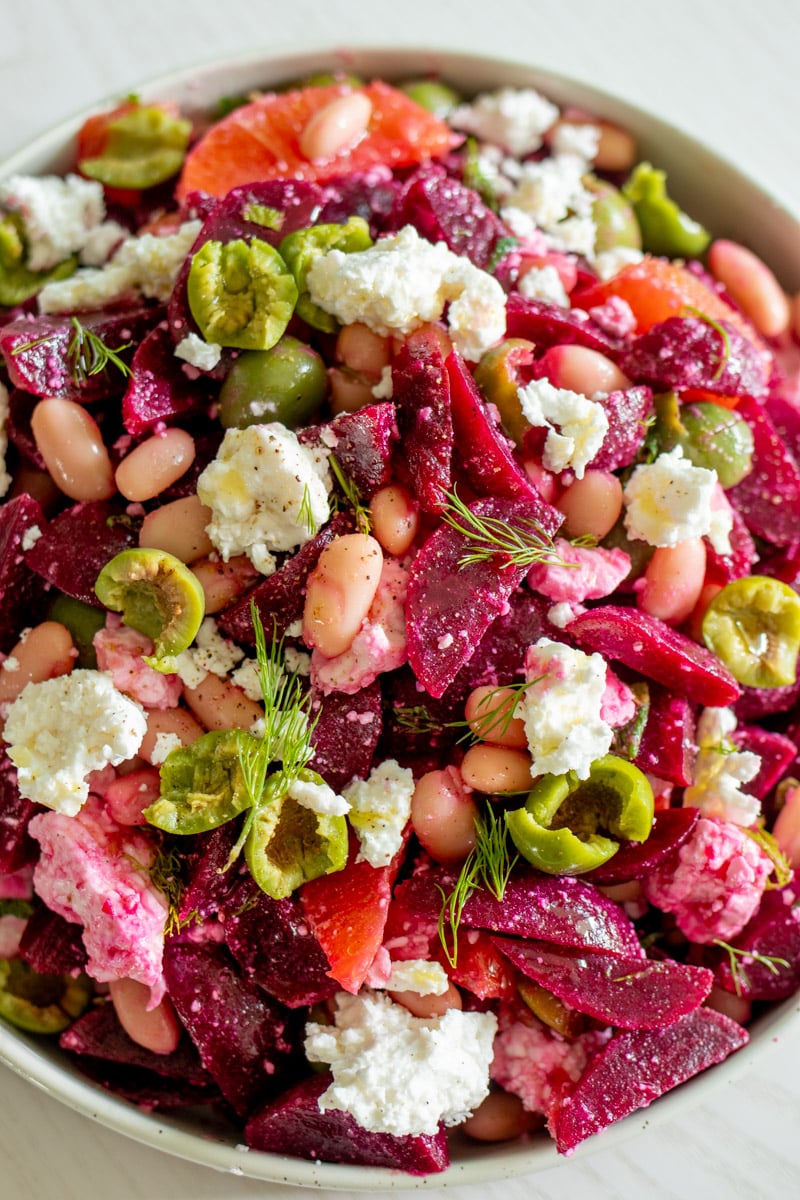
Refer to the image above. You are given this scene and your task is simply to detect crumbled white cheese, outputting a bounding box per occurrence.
[518,263,569,307]
[385,959,449,996]
[173,618,245,689]
[500,153,596,258]
[150,731,183,766]
[517,376,608,478]
[38,219,202,313]
[197,422,331,574]
[3,670,147,815]
[550,122,600,161]
[284,646,311,677]
[230,657,265,701]
[519,638,612,780]
[305,990,497,1136]
[547,601,581,629]
[0,173,106,271]
[288,776,349,817]
[371,364,393,399]
[593,245,645,281]
[342,759,414,867]
[79,220,127,266]
[174,332,223,372]
[448,87,560,157]
[683,707,761,826]
[306,225,506,362]
[0,381,11,498]
[623,446,723,548]
[20,523,42,551]
[1,656,19,673]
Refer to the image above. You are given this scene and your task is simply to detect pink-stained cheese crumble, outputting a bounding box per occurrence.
[527,539,631,604]
[28,797,168,1005]
[94,613,182,710]
[491,1013,611,1115]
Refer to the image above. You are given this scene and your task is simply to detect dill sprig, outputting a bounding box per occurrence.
[742,825,794,890]
[438,807,518,966]
[67,317,133,384]
[298,483,319,536]
[441,489,561,571]
[451,678,532,746]
[683,305,732,382]
[714,939,791,998]
[329,453,372,536]
[393,704,445,737]
[148,843,197,936]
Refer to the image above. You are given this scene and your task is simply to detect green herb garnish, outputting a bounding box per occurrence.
[683,306,732,382]
[329,453,372,535]
[714,939,791,998]
[298,482,319,536]
[67,317,133,385]
[441,489,561,571]
[742,825,794,890]
[438,807,518,966]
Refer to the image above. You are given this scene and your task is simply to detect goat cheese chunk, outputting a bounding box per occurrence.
[305,990,497,1136]
[517,376,608,478]
[174,332,223,371]
[448,86,559,157]
[173,617,245,689]
[519,638,612,780]
[0,173,106,271]
[623,446,724,547]
[684,707,762,826]
[288,776,350,817]
[3,670,147,816]
[197,422,331,574]
[342,759,414,867]
[306,225,506,362]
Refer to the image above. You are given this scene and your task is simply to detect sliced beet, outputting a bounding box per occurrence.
[389,166,506,270]
[731,726,796,799]
[764,379,800,464]
[5,389,46,469]
[727,396,800,546]
[225,884,336,1008]
[71,1055,220,1110]
[704,505,758,587]
[733,678,800,722]
[495,938,713,1029]
[567,605,741,708]
[323,402,398,499]
[0,750,38,873]
[632,686,696,787]
[121,322,211,436]
[18,903,87,974]
[713,886,800,1000]
[505,292,627,357]
[317,169,402,231]
[405,495,540,698]
[0,492,48,651]
[548,1007,748,1153]
[0,305,160,402]
[583,806,700,885]
[392,331,454,514]
[619,316,768,400]
[25,499,138,607]
[589,386,653,472]
[448,588,552,701]
[245,1071,450,1174]
[162,939,299,1117]
[308,679,383,792]
[60,1002,209,1083]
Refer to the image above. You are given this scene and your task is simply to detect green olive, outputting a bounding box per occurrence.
[145,729,257,835]
[473,338,536,446]
[652,394,754,487]
[218,336,328,430]
[187,237,298,351]
[245,786,348,899]
[278,217,372,333]
[0,214,77,305]
[622,162,711,259]
[297,72,365,89]
[94,547,205,673]
[0,958,91,1035]
[47,594,106,668]
[399,79,462,116]
[584,176,642,254]
[702,576,800,688]
[79,106,192,190]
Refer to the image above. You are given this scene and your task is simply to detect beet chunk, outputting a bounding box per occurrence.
[324,402,398,499]
[392,330,454,513]
[619,316,768,400]
[70,1056,219,1111]
[505,292,627,356]
[308,679,383,792]
[728,396,800,546]
[0,493,48,651]
[583,807,700,885]
[389,166,507,270]
[713,886,800,1000]
[18,903,87,974]
[121,322,211,435]
[589,386,653,472]
[25,500,138,606]
[633,686,696,787]
[60,1001,209,1083]
[0,750,38,873]
[245,1071,450,1174]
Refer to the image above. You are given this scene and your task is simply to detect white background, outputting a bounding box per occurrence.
[1,1,800,1197]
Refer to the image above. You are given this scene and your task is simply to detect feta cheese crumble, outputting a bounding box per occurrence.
[516,376,608,478]
[306,225,506,362]
[683,707,762,826]
[385,959,449,996]
[519,638,612,779]
[500,152,597,258]
[448,86,559,157]
[3,670,147,816]
[173,617,245,689]
[342,759,414,866]
[0,173,106,270]
[174,332,223,371]
[304,990,497,1136]
[288,776,350,817]
[623,446,728,548]
[197,422,331,574]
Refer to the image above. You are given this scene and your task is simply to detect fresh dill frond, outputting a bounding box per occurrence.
[683,305,732,382]
[450,678,532,746]
[393,704,445,737]
[713,939,791,998]
[441,489,561,571]
[329,453,372,536]
[149,843,195,936]
[742,825,794,890]
[298,482,319,536]
[437,806,518,965]
[436,861,479,969]
[67,317,133,385]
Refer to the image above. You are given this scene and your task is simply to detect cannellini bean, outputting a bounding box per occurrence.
[139,494,214,563]
[558,469,623,539]
[335,322,391,378]
[773,784,800,868]
[369,484,420,556]
[638,538,707,626]
[522,458,560,504]
[328,366,375,414]
[464,685,527,748]
[31,397,115,502]
[299,92,373,162]
[593,120,637,173]
[792,291,800,341]
[108,978,181,1055]
[411,766,479,863]
[139,707,204,764]
[302,533,383,658]
[115,428,196,502]
[460,744,533,794]
[462,1090,538,1143]
[707,239,790,338]
[705,984,751,1025]
[191,555,260,613]
[104,767,161,825]
[390,980,463,1019]
[0,621,75,705]
[539,345,632,396]
[183,672,264,732]
[687,581,724,643]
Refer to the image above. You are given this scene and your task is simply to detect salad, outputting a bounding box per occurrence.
[0,63,799,1178]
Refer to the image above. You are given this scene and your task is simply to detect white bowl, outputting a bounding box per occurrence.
[1,44,799,1190]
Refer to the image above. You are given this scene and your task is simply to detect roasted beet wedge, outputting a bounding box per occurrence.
[392,330,454,513]
[60,1002,209,1083]
[728,397,800,546]
[308,679,383,793]
[18,903,87,974]
[619,316,768,400]
[321,402,398,499]
[589,386,653,472]
[121,322,211,435]
[24,499,138,607]
[0,750,38,873]
[505,292,627,357]
[713,886,800,1001]
[245,1072,450,1174]
[632,686,696,787]
[389,165,507,270]
[0,492,48,651]
[583,807,700,885]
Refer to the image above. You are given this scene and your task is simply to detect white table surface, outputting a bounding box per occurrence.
[1,1,800,1197]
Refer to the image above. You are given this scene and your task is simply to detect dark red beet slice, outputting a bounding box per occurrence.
[324,402,398,499]
[25,499,138,607]
[162,940,299,1116]
[495,938,713,1029]
[0,750,38,873]
[392,330,454,513]
[308,678,383,792]
[317,170,402,232]
[733,678,800,722]
[448,589,552,701]
[704,505,757,587]
[5,389,46,469]
[379,665,461,768]
[732,726,796,799]
[121,322,211,435]
[505,292,627,357]
[177,823,247,924]
[18,904,87,974]
[217,513,352,645]
[548,1008,748,1153]
[0,305,160,402]
[60,1002,209,1083]
[444,929,518,1000]
[567,605,741,708]
[245,1071,450,1174]
[714,886,800,1000]
[447,352,565,525]
[395,865,643,958]
[389,166,506,270]
[728,396,800,546]
[764,379,800,464]
[632,686,696,787]
[589,386,653,472]
[71,1056,220,1110]
[225,885,337,1008]
[583,806,700,885]
[0,492,48,651]
[405,495,540,698]
[619,316,768,400]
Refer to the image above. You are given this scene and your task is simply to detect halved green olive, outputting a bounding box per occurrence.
[79,106,192,190]
[187,237,298,351]
[0,958,91,1034]
[145,729,257,835]
[473,338,536,446]
[584,176,642,254]
[278,217,372,332]
[245,789,348,899]
[47,594,106,668]
[94,547,205,672]
[702,576,800,688]
[399,79,462,116]
[0,214,77,305]
[218,336,328,430]
[622,162,711,259]
[653,393,754,487]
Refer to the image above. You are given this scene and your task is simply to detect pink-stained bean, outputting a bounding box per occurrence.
[558,469,623,539]
[103,767,161,825]
[191,554,260,614]
[539,344,632,396]
[369,484,420,557]
[460,744,534,795]
[30,397,115,502]
[115,428,196,502]
[303,533,383,657]
[299,91,373,162]
[522,458,560,504]
[139,494,214,563]
[593,120,637,173]
[108,977,181,1055]
[773,784,800,868]
[464,685,527,749]
[390,980,463,1019]
[335,322,391,378]
[139,707,204,764]
[327,366,376,415]
[462,1090,539,1142]
[0,621,76,705]
[183,672,264,732]
[411,765,479,863]
[705,983,752,1025]
[707,239,790,339]
[687,580,724,644]
[637,537,707,626]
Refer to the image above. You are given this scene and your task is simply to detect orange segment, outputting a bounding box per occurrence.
[176,81,462,199]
